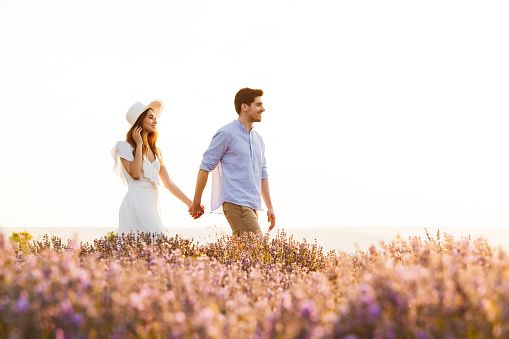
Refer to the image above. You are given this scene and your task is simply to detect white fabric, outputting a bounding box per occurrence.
[111,141,167,236]
[210,162,223,213]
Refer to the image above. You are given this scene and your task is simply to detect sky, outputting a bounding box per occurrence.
[1,0,508,231]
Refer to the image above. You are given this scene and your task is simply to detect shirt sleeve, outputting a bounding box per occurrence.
[261,139,268,179]
[200,130,230,172]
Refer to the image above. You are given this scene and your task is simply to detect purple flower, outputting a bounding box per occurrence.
[368,304,380,318]
[59,300,72,313]
[77,270,91,288]
[72,313,84,326]
[359,283,370,294]
[16,295,30,312]
[300,300,318,322]
[385,328,396,339]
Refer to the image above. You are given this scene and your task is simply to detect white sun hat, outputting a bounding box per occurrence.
[126,99,163,126]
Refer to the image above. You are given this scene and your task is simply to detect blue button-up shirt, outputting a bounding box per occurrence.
[200,120,268,213]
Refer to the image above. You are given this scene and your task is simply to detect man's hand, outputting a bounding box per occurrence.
[267,209,276,231]
[188,201,205,219]
[189,169,209,219]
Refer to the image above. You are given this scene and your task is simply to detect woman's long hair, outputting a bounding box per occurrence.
[126,109,164,166]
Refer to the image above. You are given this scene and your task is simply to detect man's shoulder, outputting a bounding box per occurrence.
[215,121,238,135]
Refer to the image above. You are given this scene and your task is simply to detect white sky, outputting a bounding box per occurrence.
[1,0,508,231]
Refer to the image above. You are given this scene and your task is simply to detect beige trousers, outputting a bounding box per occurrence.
[222,202,262,236]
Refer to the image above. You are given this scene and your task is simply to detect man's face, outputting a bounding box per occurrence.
[244,96,265,122]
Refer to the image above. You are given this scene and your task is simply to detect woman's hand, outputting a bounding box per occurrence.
[188,201,205,219]
[132,126,143,146]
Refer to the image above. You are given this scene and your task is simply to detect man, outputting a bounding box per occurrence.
[189,88,276,235]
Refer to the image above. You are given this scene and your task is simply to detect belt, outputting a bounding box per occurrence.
[128,181,158,190]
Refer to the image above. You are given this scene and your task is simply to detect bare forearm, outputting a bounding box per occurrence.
[130,144,143,179]
[262,179,276,230]
[193,169,209,204]
[159,166,191,206]
[165,181,192,206]
[261,179,273,210]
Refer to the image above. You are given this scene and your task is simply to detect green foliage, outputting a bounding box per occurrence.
[9,231,33,255]
[9,231,33,243]
[105,230,118,243]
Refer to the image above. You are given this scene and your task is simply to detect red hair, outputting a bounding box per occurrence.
[125,109,163,166]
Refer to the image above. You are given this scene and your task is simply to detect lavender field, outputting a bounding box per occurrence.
[1,229,509,338]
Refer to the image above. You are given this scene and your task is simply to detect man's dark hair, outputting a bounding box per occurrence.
[234,88,264,114]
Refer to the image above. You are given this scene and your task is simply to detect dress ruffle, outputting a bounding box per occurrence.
[111,141,132,186]
[142,158,161,188]
[112,141,160,188]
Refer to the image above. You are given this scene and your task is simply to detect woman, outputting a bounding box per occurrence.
[111,99,201,236]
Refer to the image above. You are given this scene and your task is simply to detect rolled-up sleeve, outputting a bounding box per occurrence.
[261,140,268,179]
[200,130,229,172]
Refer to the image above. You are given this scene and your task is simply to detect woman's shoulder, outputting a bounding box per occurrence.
[113,141,134,161]
[116,141,133,150]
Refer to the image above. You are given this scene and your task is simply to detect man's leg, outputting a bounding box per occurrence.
[223,202,262,236]
[223,202,242,236]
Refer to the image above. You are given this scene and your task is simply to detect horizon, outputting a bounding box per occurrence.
[2,224,509,230]
[2,224,509,254]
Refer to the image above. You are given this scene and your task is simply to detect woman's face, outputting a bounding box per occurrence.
[141,109,157,133]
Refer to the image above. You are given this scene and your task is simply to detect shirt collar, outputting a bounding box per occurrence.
[234,119,253,134]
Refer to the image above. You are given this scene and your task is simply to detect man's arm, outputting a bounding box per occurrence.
[188,169,209,219]
[190,129,230,219]
[261,178,276,231]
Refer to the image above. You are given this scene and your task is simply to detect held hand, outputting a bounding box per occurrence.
[267,209,276,231]
[132,126,143,146]
[188,201,205,219]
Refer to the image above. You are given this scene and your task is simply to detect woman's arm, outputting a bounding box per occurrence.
[120,127,143,180]
[159,165,192,206]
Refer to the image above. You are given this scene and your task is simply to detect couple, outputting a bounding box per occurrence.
[111,88,276,238]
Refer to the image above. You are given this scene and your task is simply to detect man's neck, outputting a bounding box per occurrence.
[237,116,253,133]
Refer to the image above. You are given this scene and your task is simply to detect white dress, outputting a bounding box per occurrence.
[111,141,168,236]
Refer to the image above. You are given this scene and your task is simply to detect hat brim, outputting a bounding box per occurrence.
[144,99,163,120]
[126,99,164,126]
